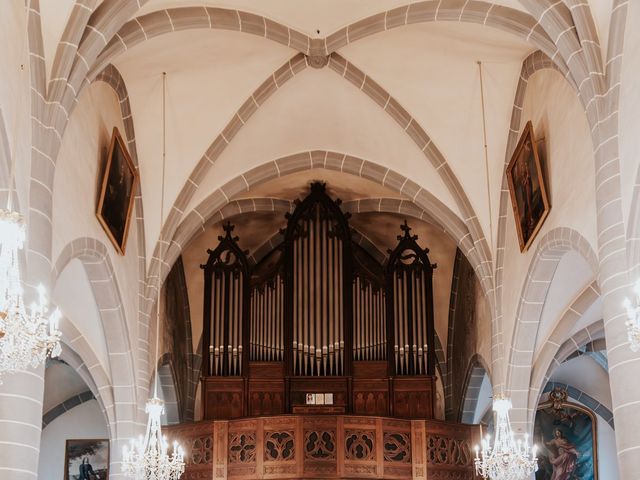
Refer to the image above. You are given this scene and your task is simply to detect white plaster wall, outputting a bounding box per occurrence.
[550,356,612,411]
[595,414,620,480]
[0,2,31,214]
[341,22,531,248]
[534,252,595,355]
[115,30,294,262]
[53,259,111,375]
[52,82,140,373]
[43,362,91,413]
[189,67,461,220]
[501,69,598,385]
[38,400,109,480]
[619,0,640,232]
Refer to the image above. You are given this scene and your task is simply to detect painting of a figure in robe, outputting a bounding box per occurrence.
[534,388,598,480]
[507,121,550,251]
[96,127,138,255]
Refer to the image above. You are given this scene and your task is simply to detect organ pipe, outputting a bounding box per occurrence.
[202,186,435,384]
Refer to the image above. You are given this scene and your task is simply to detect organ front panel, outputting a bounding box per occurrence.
[201,183,436,420]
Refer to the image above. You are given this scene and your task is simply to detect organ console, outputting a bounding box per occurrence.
[201,182,437,420]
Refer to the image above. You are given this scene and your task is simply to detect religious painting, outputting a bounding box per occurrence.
[64,438,109,480]
[507,121,550,252]
[96,127,138,255]
[534,388,598,480]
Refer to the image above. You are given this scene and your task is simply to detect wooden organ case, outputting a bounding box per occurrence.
[201,183,436,421]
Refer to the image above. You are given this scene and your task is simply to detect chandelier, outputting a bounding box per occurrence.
[623,280,640,351]
[122,72,184,480]
[474,396,538,480]
[0,208,62,377]
[122,398,185,480]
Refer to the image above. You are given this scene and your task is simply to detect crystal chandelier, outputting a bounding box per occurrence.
[0,208,62,378]
[623,279,640,352]
[122,72,184,480]
[474,396,538,480]
[122,398,185,480]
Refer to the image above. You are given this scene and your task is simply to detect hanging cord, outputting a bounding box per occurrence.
[477,61,494,255]
[153,72,167,400]
[478,61,501,396]
[6,0,32,211]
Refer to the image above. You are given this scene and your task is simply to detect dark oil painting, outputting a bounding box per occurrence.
[96,127,138,255]
[507,121,550,252]
[534,389,597,480]
[64,438,109,480]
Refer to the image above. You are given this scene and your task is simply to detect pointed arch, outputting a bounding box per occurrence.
[506,227,598,432]
[53,237,139,440]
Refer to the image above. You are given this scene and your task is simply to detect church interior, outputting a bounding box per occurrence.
[0,1,639,479]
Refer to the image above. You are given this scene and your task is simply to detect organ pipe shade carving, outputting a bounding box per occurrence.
[386,221,436,376]
[201,222,250,376]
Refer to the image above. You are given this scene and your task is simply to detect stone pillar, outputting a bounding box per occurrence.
[0,365,45,479]
[594,2,640,478]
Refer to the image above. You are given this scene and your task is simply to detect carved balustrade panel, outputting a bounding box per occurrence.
[171,415,479,479]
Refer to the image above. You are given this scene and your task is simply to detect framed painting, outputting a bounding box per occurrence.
[96,127,138,255]
[507,121,550,252]
[64,438,109,480]
[534,388,598,480]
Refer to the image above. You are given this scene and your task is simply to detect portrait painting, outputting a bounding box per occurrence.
[507,121,550,252]
[96,127,138,255]
[534,389,598,480]
[64,438,109,480]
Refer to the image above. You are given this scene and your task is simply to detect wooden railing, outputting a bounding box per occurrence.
[165,415,479,479]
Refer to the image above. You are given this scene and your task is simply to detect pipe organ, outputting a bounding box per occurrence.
[201,183,437,420]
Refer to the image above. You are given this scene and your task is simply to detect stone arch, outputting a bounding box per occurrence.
[528,281,601,416]
[90,8,314,78]
[93,63,151,426]
[460,354,492,424]
[146,151,483,318]
[41,389,95,428]
[56,328,116,441]
[506,227,598,431]
[52,237,139,442]
[492,50,564,394]
[541,382,614,430]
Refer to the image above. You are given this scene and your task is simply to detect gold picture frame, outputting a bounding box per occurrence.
[64,438,110,480]
[96,127,138,255]
[534,389,598,480]
[506,121,550,252]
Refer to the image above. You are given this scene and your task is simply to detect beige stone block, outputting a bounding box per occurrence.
[385,97,411,129]
[169,7,210,31]
[347,12,385,43]
[239,11,266,37]
[265,19,289,47]
[207,8,240,31]
[325,27,348,53]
